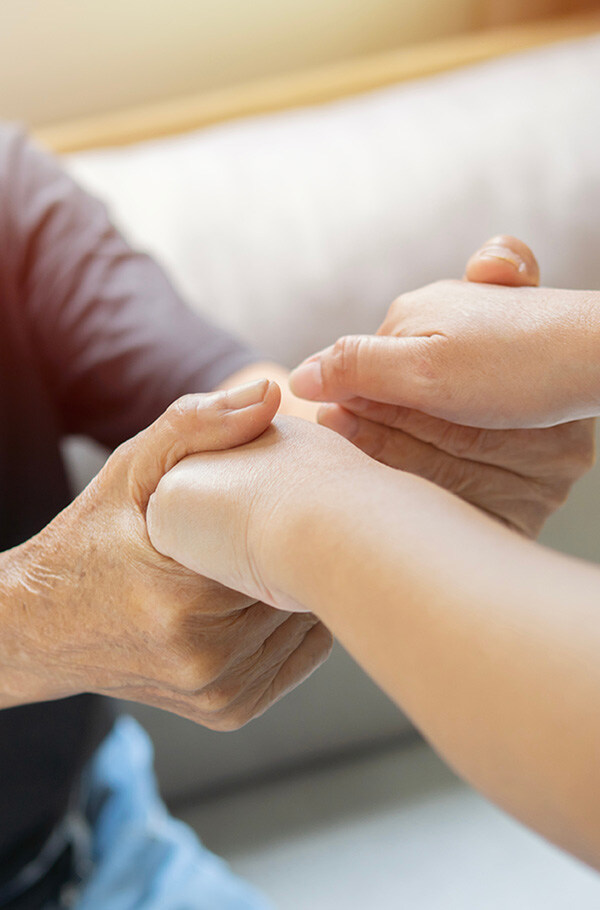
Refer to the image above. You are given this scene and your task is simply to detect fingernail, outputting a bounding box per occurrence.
[224,378,270,409]
[289,358,324,399]
[317,404,359,439]
[477,242,526,274]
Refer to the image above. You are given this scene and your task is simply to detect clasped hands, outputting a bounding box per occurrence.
[147,236,595,614]
[4,236,593,730]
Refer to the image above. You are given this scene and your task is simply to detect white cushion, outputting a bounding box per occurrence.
[65,34,600,368]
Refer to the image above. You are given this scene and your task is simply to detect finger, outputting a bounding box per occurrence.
[113,612,330,728]
[177,601,294,681]
[245,621,333,721]
[123,379,281,507]
[464,235,540,287]
[289,334,433,406]
[195,614,332,729]
[317,404,547,532]
[322,400,594,481]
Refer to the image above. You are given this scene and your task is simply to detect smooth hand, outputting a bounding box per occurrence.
[1,381,331,727]
[292,237,595,537]
[289,236,600,429]
[147,417,372,612]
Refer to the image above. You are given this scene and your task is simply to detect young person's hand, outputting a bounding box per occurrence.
[289,236,600,429]
[0,381,332,728]
[147,416,374,612]
[146,402,600,873]
[293,237,595,537]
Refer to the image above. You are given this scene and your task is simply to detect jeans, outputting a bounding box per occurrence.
[53,716,273,910]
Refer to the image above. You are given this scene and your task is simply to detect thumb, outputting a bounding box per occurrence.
[289,334,427,406]
[464,234,540,287]
[122,378,281,508]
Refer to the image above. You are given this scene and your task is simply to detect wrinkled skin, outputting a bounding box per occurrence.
[0,381,332,729]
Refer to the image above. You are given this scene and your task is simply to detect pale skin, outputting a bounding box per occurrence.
[288,236,600,429]
[147,239,600,867]
[311,237,596,538]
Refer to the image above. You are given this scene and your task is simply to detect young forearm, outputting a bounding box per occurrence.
[273,466,600,866]
[145,415,600,861]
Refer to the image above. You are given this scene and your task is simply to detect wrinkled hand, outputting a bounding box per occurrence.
[316,401,593,537]
[4,381,331,728]
[293,237,595,537]
[289,236,600,429]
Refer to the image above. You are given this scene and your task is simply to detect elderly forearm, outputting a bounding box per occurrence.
[0,540,66,709]
[271,466,600,867]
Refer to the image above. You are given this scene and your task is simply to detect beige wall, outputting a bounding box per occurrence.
[483,0,599,26]
[0,0,480,128]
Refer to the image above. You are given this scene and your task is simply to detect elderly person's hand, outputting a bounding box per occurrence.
[289,236,600,430]
[0,380,331,728]
[289,237,595,537]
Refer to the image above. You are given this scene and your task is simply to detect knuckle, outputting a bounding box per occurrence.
[330,335,359,375]
[324,335,371,394]
[196,680,258,730]
[384,295,405,324]
[170,647,226,694]
[381,291,418,331]
[197,682,236,716]
[384,293,401,316]
[167,393,198,420]
[190,647,229,688]
[202,707,251,733]
[113,436,136,464]
[172,660,210,694]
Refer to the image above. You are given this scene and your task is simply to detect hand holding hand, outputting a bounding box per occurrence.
[1,381,332,728]
[147,417,373,612]
[294,237,595,536]
[289,236,600,429]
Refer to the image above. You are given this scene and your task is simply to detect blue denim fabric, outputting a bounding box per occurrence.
[61,716,273,910]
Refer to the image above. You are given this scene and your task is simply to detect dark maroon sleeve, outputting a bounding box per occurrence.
[1,125,258,448]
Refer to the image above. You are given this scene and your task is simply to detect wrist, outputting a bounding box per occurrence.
[257,454,395,616]
[0,528,78,707]
[0,541,48,706]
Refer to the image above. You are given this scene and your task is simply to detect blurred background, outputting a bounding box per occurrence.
[0,0,596,128]
[4,1,600,907]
